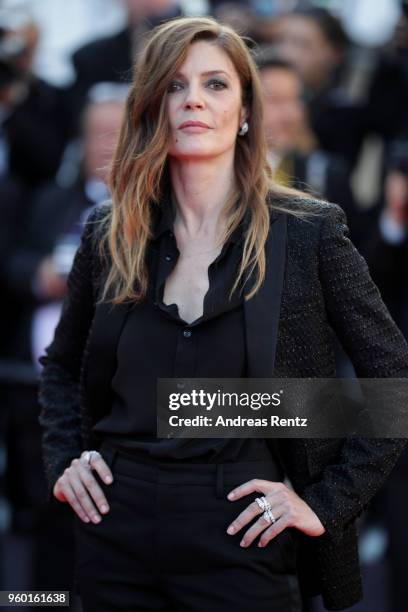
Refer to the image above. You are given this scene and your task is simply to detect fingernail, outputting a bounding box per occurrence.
[105,476,112,484]
[227,526,235,534]
[258,541,264,547]
[83,516,90,523]
[227,492,234,499]
[93,514,101,523]
[240,540,246,547]
[100,504,109,513]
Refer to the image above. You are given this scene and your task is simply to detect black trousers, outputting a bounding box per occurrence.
[74,441,302,612]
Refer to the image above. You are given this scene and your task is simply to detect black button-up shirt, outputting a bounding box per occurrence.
[91,193,278,464]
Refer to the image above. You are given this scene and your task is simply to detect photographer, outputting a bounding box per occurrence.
[0,10,72,187]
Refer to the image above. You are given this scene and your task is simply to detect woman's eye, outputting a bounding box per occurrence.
[207,79,227,90]
[167,79,227,93]
[168,82,183,92]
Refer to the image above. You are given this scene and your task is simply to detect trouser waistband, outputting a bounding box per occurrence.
[98,441,284,500]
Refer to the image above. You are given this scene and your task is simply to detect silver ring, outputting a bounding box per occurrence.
[255,496,271,512]
[263,508,276,524]
[83,450,100,468]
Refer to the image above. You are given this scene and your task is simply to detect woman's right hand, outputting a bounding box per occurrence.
[53,450,114,524]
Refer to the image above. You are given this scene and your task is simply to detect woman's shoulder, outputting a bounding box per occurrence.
[268,191,348,236]
[82,199,112,246]
[266,192,350,257]
[78,200,113,279]
[85,199,113,227]
[268,190,344,218]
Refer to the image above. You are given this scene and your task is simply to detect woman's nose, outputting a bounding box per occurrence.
[183,85,205,109]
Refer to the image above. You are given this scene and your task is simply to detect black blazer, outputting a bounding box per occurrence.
[37,194,408,611]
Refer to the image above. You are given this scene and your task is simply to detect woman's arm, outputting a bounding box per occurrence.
[37,204,107,501]
[301,202,408,541]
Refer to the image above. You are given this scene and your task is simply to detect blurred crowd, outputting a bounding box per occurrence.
[0,1,407,610]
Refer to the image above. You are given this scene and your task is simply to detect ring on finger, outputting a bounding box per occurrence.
[255,496,271,512]
[262,508,276,524]
[88,450,101,468]
[83,450,100,469]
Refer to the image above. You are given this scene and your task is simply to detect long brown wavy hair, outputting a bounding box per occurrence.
[96,15,321,306]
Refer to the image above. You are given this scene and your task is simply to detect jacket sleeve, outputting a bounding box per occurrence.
[301,202,408,541]
[37,204,107,501]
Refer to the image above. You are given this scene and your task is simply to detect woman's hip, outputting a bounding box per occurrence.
[74,441,299,574]
[73,443,302,610]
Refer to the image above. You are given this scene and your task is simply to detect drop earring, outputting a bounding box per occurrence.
[238,121,249,136]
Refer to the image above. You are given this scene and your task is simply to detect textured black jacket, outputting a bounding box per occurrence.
[37,195,408,611]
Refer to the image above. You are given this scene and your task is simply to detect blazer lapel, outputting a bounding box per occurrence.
[244,211,288,377]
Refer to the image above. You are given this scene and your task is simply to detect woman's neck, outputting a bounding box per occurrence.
[168,155,236,241]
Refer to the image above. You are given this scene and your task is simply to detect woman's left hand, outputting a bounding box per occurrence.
[226,479,326,547]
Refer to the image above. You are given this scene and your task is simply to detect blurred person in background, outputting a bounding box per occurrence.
[361,143,408,332]
[210,1,255,37]
[274,6,408,179]
[356,1,408,159]
[351,5,408,587]
[273,7,359,169]
[357,1,408,333]
[357,140,408,612]
[5,82,126,375]
[69,0,184,129]
[275,7,348,97]
[257,50,365,247]
[0,10,71,579]
[0,8,73,187]
[1,84,125,596]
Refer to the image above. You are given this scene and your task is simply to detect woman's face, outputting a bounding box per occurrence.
[166,41,247,162]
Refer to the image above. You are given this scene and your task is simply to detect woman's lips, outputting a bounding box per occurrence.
[178,120,212,131]
[179,125,211,132]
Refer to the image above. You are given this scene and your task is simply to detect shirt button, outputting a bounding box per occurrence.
[183,329,192,338]
[165,254,172,261]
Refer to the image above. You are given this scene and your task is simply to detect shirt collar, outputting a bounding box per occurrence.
[151,190,177,241]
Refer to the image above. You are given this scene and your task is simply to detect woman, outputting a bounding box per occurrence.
[38,16,408,612]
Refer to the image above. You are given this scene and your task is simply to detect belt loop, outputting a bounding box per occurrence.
[215,464,224,499]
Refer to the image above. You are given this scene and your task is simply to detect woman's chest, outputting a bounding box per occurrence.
[162,248,223,324]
